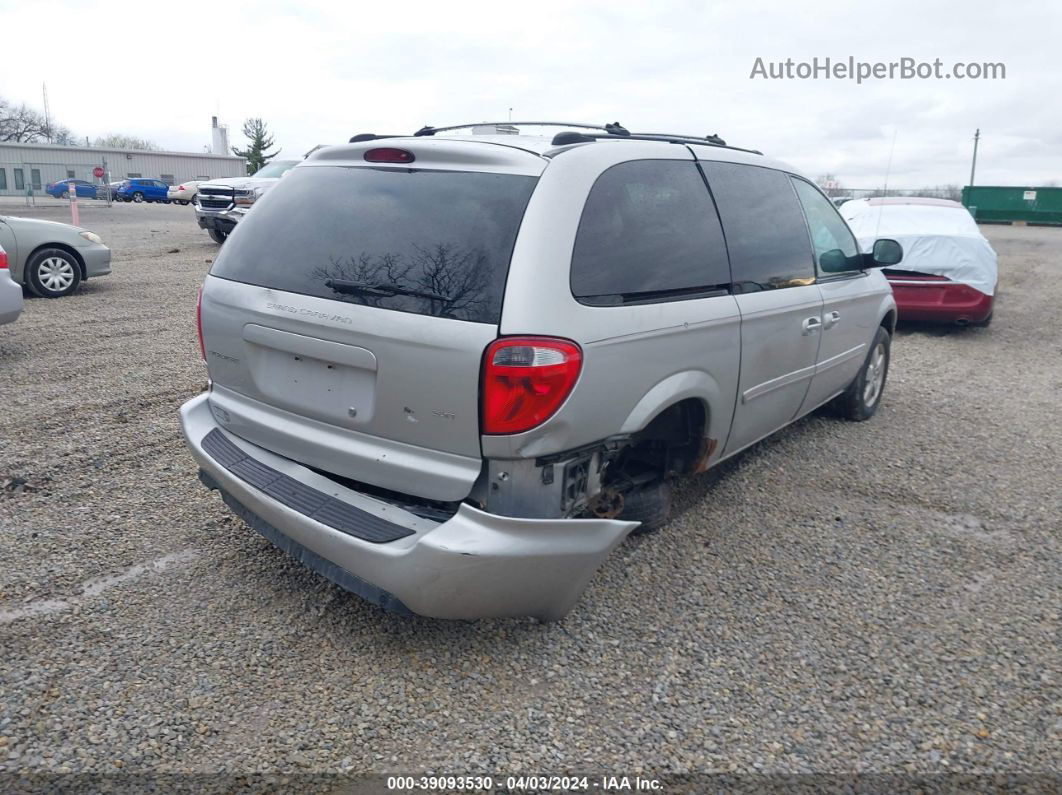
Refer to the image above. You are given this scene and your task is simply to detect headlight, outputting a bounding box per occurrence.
[79,231,103,245]
[234,188,257,207]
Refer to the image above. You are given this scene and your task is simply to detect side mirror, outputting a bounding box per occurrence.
[868,238,903,268]
[818,248,849,273]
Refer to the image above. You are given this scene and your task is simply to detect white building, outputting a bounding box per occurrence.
[0,121,246,196]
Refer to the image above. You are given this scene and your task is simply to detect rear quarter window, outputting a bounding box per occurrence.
[570,160,731,304]
[210,166,537,324]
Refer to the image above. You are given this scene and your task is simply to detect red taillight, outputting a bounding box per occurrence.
[0,250,7,269]
[177,184,186,191]
[364,147,415,164]
[196,286,206,359]
[481,337,582,434]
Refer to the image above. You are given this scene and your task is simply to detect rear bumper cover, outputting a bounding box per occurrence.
[180,393,636,620]
[886,277,994,324]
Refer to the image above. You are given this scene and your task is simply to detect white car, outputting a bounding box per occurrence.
[167,180,205,205]
[0,242,23,325]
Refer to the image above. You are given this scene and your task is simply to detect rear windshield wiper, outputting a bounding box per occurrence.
[324,279,451,302]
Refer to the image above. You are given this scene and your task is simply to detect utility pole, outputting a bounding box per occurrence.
[969,128,980,187]
[42,83,52,142]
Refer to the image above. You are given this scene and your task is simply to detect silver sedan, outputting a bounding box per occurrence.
[0,215,111,298]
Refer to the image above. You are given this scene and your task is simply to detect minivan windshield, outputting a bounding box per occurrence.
[251,160,301,178]
[210,165,537,323]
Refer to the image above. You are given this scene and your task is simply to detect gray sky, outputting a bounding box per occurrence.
[1,0,1058,188]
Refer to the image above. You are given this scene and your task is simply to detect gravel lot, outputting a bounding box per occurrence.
[0,203,1059,786]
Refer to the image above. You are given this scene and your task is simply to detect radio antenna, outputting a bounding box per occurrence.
[874,128,899,241]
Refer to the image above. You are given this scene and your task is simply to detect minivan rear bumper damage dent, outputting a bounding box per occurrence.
[181,393,636,620]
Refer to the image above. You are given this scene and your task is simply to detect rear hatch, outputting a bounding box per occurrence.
[200,140,543,501]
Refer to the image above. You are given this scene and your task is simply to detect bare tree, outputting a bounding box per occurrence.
[93,133,160,151]
[0,97,51,142]
[52,126,77,145]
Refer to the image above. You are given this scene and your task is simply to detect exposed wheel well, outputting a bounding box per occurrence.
[607,399,709,488]
[26,242,86,282]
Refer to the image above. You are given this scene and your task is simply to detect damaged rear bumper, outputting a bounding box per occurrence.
[180,393,636,620]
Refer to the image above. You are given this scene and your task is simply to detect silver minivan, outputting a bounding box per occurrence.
[181,123,901,620]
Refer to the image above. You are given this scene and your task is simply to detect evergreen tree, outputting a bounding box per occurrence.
[232,118,280,175]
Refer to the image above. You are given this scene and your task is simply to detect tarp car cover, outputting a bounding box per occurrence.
[840,199,999,296]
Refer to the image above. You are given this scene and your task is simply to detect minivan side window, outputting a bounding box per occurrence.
[701,162,814,292]
[790,177,862,274]
[570,160,731,305]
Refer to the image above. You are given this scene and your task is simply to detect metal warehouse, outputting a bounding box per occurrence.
[0,141,246,197]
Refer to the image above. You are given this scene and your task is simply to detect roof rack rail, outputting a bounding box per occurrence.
[413,121,630,137]
[549,130,762,156]
[349,122,761,156]
[635,131,727,146]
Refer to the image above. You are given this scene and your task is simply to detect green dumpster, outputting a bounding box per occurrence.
[962,186,1062,225]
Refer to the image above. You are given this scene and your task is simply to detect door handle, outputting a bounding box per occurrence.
[802,316,822,335]
[823,311,841,330]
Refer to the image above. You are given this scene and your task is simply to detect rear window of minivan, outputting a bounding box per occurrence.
[210,165,538,324]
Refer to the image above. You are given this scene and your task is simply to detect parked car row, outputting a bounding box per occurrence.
[46,177,209,205]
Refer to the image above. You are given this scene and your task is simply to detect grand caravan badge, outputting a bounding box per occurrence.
[265,302,353,325]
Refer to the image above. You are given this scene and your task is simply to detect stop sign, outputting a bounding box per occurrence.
[93,166,105,178]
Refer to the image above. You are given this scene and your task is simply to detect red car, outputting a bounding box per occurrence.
[841,198,997,326]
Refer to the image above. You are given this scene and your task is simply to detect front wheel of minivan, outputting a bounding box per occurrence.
[837,326,891,421]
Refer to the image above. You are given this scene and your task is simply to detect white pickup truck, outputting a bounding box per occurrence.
[194,159,300,243]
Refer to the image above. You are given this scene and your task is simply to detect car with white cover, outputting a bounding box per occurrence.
[840,197,998,326]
